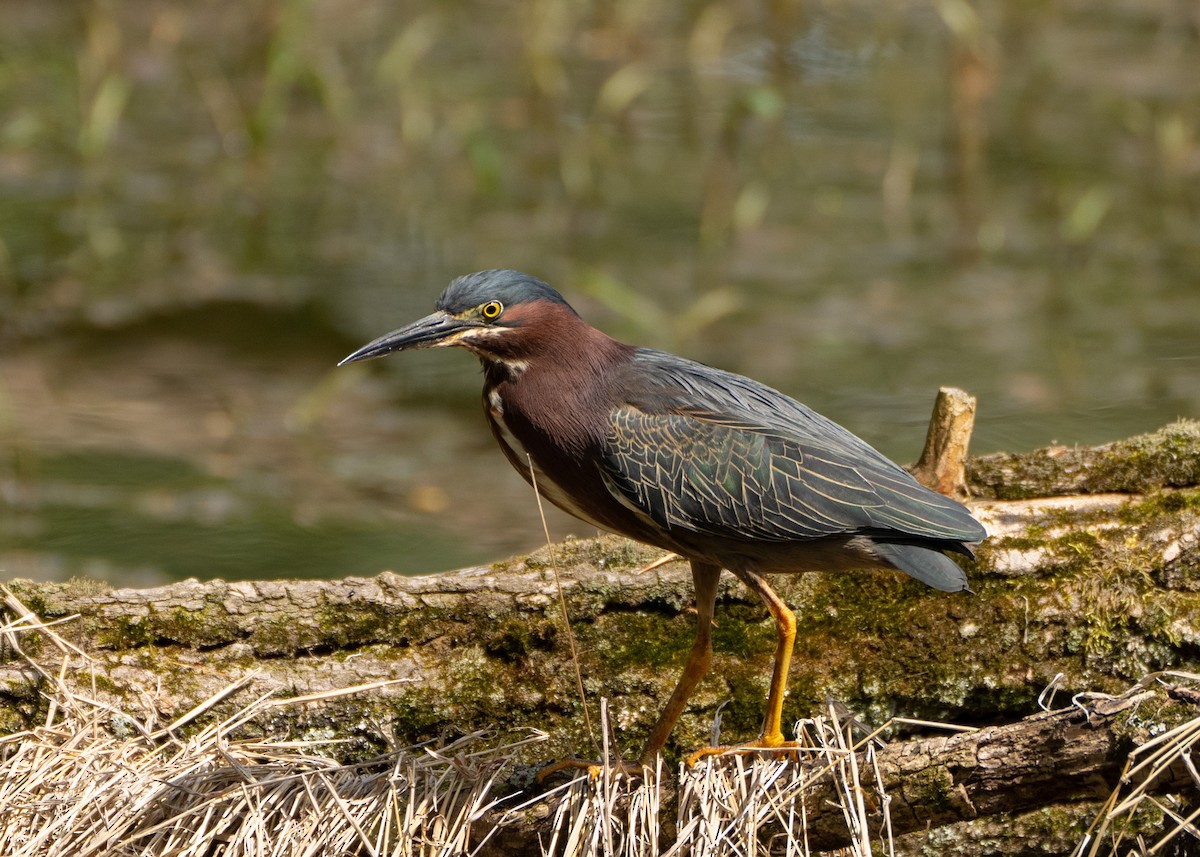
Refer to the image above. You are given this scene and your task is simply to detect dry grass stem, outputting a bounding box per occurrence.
[535,702,662,857]
[0,592,538,857]
[539,700,908,856]
[6,588,1195,855]
[1073,676,1200,856]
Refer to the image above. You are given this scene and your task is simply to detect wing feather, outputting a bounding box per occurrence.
[599,349,986,546]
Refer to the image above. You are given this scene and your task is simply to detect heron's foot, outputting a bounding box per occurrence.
[535,756,651,784]
[685,738,803,768]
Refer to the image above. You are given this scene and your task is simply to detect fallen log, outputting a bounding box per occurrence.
[476,682,1199,855]
[1,419,1199,853]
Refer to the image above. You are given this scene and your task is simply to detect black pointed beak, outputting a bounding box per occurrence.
[338,311,476,366]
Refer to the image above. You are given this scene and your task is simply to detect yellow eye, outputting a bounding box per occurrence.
[481,300,503,320]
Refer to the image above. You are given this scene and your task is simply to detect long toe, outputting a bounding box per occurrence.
[685,738,804,768]
[535,756,652,784]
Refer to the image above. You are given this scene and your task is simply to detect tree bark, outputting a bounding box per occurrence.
[2,419,1199,852]
[476,684,1197,855]
[912,385,977,499]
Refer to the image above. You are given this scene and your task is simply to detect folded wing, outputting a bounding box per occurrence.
[599,349,986,551]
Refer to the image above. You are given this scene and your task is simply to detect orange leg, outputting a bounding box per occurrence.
[737,568,797,746]
[636,560,722,766]
[687,568,797,765]
[537,560,721,782]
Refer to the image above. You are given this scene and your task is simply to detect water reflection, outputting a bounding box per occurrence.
[0,1,1196,584]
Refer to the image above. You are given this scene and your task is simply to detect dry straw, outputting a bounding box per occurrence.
[0,588,531,856]
[1072,671,1200,857]
[4,588,1197,854]
[528,699,904,857]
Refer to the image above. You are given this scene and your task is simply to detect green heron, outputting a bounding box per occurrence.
[341,269,986,768]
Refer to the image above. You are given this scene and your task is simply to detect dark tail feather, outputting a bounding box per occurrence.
[872,541,972,593]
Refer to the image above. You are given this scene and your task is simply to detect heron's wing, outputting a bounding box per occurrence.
[598,350,986,546]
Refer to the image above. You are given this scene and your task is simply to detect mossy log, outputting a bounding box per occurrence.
[477,682,1197,855]
[2,419,1200,853]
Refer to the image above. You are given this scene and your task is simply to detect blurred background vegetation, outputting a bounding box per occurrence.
[0,0,1197,584]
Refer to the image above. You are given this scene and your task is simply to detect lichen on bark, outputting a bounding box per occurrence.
[3,421,1200,851]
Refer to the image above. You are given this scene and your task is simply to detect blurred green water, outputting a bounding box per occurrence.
[1,1,1197,583]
